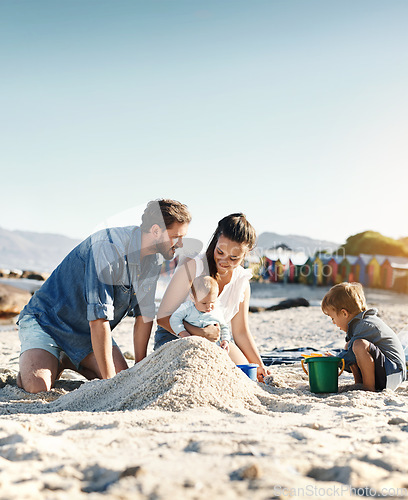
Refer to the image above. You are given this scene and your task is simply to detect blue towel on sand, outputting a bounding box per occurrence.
[261,348,343,366]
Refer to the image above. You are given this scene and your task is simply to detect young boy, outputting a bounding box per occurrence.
[322,282,406,391]
[169,275,231,351]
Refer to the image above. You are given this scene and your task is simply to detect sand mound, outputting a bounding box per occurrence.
[51,337,285,414]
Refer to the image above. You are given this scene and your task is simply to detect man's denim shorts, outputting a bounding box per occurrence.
[18,314,120,368]
[18,314,62,361]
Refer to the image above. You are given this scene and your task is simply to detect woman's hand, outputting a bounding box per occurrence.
[182,321,220,341]
[200,323,220,342]
[256,364,271,383]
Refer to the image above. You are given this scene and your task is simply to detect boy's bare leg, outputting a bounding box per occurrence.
[349,363,363,384]
[18,348,59,393]
[352,339,376,391]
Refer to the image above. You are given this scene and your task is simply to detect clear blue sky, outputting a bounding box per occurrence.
[1,0,407,246]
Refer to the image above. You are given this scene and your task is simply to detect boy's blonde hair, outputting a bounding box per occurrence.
[321,282,367,315]
[191,275,219,301]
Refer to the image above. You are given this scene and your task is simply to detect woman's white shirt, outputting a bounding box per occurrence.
[194,254,252,323]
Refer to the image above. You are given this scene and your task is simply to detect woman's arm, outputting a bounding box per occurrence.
[157,257,220,341]
[157,257,196,333]
[230,283,270,381]
[183,321,220,341]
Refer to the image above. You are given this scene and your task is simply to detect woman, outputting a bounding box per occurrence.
[154,213,270,382]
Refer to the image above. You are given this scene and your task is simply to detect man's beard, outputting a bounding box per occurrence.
[156,241,175,261]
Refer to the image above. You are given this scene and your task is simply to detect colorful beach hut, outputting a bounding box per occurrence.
[264,257,276,282]
[354,254,372,286]
[160,256,178,277]
[369,256,387,288]
[389,257,408,293]
[290,253,308,283]
[326,255,343,285]
[380,258,393,289]
[299,257,313,285]
[275,258,287,283]
[338,256,358,282]
[313,256,324,286]
[320,255,332,285]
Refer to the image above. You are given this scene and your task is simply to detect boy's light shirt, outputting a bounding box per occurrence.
[170,300,232,342]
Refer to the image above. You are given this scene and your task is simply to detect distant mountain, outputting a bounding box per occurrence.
[0,227,342,272]
[256,232,340,256]
[0,227,81,272]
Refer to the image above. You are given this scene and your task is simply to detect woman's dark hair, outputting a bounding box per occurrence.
[205,213,256,279]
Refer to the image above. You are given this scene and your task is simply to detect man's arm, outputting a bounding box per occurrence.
[133,315,154,363]
[89,319,116,379]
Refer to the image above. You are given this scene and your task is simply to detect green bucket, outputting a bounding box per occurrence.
[301,356,345,393]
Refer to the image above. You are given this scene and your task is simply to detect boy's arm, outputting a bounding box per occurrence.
[133,315,154,362]
[89,319,116,379]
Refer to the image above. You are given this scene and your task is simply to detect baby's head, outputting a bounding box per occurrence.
[321,282,367,332]
[191,275,219,313]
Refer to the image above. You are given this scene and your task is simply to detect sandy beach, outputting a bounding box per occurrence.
[1,283,408,499]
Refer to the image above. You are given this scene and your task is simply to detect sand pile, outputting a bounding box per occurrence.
[51,337,283,414]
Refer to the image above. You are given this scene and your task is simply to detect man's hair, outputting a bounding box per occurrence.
[191,275,219,301]
[140,199,191,232]
[321,282,367,315]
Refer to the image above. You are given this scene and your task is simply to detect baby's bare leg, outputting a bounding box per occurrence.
[349,363,363,384]
[352,339,376,391]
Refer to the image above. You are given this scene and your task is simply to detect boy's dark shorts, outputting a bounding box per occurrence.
[353,343,386,390]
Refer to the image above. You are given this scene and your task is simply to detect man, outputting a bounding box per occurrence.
[17,199,191,393]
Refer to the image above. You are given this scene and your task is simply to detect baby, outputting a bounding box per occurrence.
[169,275,232,350]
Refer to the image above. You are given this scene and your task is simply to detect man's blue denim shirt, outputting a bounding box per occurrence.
[19,226,161,365]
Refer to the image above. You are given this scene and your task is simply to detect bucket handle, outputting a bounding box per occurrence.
[301,358,345,376]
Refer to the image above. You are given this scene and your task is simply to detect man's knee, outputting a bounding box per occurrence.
[18,349,58,393]
[19,373,52,394]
